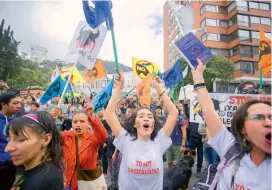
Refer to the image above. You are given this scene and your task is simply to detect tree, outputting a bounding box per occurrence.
[179,56,235,91]
[0,19,21,82]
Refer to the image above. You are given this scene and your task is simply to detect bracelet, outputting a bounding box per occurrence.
[159,91,165,98]
[194,83,206,91]
[194,86,206,91]
[194,83,206,89]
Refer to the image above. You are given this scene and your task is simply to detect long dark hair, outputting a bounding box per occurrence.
[123,107,162,141]
[231,100,271,159]
[5,111,64,170]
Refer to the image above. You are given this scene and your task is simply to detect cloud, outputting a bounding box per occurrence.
[145,9,164,36]
[0,0,166,71]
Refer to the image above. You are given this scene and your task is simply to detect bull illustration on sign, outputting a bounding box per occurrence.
[76,25,100,53]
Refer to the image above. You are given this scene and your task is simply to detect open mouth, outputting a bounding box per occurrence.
[265,132,271,144]
[143,123,150,129]
[75,128,82,133]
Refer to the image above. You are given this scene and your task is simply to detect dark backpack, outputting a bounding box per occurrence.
[193,143,240,190]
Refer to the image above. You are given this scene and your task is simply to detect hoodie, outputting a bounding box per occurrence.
[0,113,13,164]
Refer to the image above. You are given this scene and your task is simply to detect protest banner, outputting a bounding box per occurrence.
[190,93,271,127]
[65,21,107,70]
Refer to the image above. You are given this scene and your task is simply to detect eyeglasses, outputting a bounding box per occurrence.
[246,114,271,121]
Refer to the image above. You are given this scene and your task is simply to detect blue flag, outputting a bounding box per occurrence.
[83,0,114,30]
[162,60,183,89]
[92,77,114,113]
[40,76,73,105]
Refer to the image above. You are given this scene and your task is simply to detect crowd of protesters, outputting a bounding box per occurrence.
[0,64,270,190]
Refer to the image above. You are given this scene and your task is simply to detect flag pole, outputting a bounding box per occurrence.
[58,62,77,107]
[182,80,187,99]
[111,28,120,75]
[259,67,263,90]
[117,87,135,105]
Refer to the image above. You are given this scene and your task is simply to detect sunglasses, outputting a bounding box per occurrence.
[246,114,271,121]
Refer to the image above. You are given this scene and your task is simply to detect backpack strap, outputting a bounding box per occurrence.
[208,142,240,190]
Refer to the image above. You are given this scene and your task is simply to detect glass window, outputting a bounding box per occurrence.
[237,0,248,11]
[235,62,241,70]
[218,6,227,14]
[217,82,228,93]
[241,61,253,74]
[251,31,260,39]
[206,4,217,12]
[238,14,249,26]
[261,17,271,25]
[200,5,205,15]
[253,62,259,71]
[259,3,270,11]
[240,45,253,58]
[210,48,219,56]
[264,86,271,95]
[249,2,259,9]
[229,84,237,93]
[201,33,207,42]
[238,30,250,41]
[228,1,236,13]
[265,33,272,38]
[250,16,260,24]
[220,49,230,57]
[206,18,217,26]
[230,46,239,56]
[207,33,218,41]
[252,46,259,55]
[219,20,228,27]
[201,19,205,28]
[220,34,230,42]
[228,15,237,27]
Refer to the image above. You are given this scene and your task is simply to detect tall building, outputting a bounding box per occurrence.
[163,0,271,93]
[30,46,48,63]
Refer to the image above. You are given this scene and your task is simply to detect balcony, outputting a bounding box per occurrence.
[234,69,271,79]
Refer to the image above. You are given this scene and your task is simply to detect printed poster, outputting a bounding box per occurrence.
[190,93,271,127]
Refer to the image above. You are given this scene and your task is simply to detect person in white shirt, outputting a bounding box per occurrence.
[192,58,271,190]
[105,71,178,190]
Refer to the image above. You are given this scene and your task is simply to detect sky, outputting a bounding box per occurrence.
[0,0,166,70]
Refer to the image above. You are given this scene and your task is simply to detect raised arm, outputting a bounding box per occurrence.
[105,72,124,137]
[192,59,223,137]
[152,77,179,136]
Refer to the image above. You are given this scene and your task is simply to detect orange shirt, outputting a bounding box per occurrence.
[61,117,108,190]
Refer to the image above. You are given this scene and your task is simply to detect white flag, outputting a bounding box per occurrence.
[182,65,189,79]
[50,65,59,83]
[65,21,107,70]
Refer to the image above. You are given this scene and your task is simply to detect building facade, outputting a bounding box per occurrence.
[30,46,48,63]
[163,0,271,93]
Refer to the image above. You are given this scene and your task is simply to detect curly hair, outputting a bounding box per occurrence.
[123,107,162,141]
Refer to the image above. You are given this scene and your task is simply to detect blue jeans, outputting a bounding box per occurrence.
[203,146,220,166]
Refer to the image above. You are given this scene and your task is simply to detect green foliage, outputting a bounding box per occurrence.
[179,56,235,91]
[0,19,53,90]
[0,19,21,82]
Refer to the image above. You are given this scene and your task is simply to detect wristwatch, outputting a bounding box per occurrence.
[181,145,185,148]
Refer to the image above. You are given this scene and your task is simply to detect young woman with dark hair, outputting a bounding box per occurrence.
[51,102,108,190]
[105,71,179,190]
[192,59,271,189]
[5,111,64,190]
